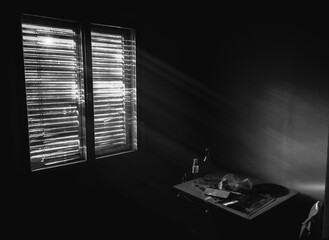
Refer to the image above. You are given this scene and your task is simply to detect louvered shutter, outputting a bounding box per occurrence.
[91,25,137,157]
[22,15,86,171]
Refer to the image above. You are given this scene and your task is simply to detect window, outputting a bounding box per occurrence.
[21,14,137,171]
[91,25,137,157]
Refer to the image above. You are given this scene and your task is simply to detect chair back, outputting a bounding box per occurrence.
[299,201,323,240]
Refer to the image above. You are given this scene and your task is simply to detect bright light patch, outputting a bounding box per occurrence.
[42,36,54,45]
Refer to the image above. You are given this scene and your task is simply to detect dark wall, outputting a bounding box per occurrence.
[325,134,329,239]
[206,18,329,201]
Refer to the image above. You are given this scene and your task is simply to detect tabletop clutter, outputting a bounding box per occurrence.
[192,172,277,216]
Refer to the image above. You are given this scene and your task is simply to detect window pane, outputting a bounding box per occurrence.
[91,25,137,157]
[22,15,86,171]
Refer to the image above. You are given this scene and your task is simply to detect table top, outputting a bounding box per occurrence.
[173,171,298,220]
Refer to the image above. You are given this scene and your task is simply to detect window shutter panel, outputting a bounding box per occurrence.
[91,25,137,157]
[22,16,86,171]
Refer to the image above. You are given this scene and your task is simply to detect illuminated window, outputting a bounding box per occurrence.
[21,15,137,171]
[91,25,137,157]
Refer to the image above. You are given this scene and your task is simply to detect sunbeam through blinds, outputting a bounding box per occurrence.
[22,16,86,171]
[91,25,137,157]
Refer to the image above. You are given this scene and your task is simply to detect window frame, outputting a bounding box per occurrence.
[20,14,139,172]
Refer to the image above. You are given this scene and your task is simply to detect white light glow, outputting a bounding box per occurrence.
[42,36,54,45]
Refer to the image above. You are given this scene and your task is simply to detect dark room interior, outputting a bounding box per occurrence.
[5,3,329,240]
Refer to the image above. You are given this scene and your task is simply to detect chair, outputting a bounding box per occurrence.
[299,201,323,240]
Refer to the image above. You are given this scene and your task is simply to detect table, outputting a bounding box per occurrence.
[173,170,298,220]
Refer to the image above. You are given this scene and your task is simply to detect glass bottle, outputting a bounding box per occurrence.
[192,158,200,179]
[202,147,212,175]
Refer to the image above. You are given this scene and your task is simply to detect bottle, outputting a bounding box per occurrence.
[202,148,210,164]
[202,148,211,175]
[191,158,200,179]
